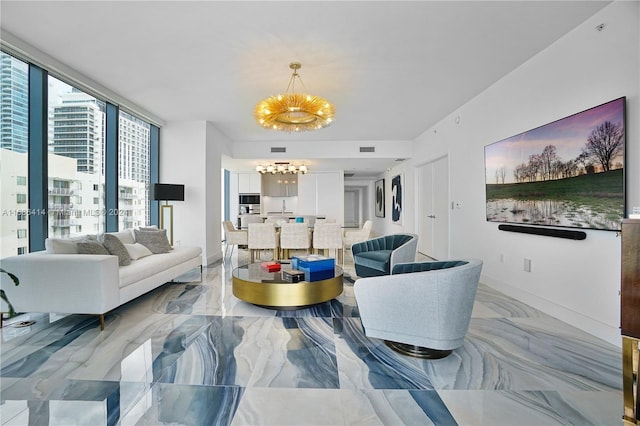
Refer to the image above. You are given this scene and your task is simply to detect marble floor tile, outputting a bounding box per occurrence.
[0,252,624,426]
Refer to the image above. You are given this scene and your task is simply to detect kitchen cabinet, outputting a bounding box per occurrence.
[262,173,298,196]
[238,173,261,194]
[296,172,343,223]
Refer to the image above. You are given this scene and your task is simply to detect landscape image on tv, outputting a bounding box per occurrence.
[485,97,625,231]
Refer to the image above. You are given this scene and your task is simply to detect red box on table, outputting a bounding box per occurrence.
[261,261,281,272]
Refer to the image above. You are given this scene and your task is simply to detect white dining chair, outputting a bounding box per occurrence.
[241,215,265,228]
[248,223,279,262]
[312,222,343,264]
[343,220,373,250]
[222,220,247,258]
[279,222,310,259]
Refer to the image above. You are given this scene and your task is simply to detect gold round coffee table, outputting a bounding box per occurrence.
[232,263,343,308]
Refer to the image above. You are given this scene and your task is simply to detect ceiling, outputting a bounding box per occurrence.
[0,1,611,177]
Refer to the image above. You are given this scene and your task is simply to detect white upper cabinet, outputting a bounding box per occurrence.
[238,172,261,194]
[296,172,344,223]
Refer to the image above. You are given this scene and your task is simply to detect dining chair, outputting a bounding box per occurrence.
[248,223,279,262]
[343,220,373,250]
[222,220,248,258]
[279,222,310,259]
[312,222,344,264]
[241,215,265,228]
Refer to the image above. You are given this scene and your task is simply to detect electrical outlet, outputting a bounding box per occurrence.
[524,258,532,272]
[175,240,181,247]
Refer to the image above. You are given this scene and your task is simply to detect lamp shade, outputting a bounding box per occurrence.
[153,184,184,201]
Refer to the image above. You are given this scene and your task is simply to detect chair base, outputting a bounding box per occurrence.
[384,340,452,359]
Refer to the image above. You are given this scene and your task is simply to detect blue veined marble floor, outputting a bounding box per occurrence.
[0,249,622,425]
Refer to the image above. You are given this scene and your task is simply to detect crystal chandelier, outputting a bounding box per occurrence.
[254,62,335,132]
[255,162,308,174]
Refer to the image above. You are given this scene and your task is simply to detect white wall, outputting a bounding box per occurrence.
[161,121,231,265]
[409,1,639,346]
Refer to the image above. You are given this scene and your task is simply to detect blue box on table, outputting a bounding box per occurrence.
[291,255,335,282]
[303,268,335,282]
[291,255,335,272]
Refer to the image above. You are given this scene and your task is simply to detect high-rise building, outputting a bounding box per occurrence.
[0,52,28,153]
[50,90,105,174]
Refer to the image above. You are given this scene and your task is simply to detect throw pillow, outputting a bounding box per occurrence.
[101,230,135,245]
[138,226,158,231]
[101,233,132,266]
[134,229,172,254]
[77,240,110,255]
[124,243,153,260]
[45,234,98,254]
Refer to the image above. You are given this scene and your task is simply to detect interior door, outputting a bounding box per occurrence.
[344,190,358,227]
[417,156,449,259]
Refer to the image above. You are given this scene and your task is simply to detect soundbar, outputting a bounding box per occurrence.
[498,224,586,240]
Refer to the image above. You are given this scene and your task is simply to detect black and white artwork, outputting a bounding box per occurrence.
[391,174,402,224]
[375,179,385,218]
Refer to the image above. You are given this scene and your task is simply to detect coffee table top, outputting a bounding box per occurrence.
[232,262,344,308]
[232,262,343,284]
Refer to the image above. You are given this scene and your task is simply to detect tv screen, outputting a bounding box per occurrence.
[485,97,625,232]
[153,183,185,201]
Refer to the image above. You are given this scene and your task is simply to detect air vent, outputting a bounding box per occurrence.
[395,158,407,162]
[359,146,375,153]
[344,173,355,178]
[270,147,286,153]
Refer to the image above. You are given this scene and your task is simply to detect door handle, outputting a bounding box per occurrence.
[427,215,436,219]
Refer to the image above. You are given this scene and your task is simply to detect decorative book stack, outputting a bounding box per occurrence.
[292,255,335,281]
[282,268,305,283]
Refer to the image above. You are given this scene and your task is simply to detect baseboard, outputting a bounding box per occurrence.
[207,251,223,266]
[481,274,620,347]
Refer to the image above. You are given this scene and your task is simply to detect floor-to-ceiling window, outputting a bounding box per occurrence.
[0,49,158,253]
[0,52,29,257]
[118,111,150,230]
[47,76,106,237]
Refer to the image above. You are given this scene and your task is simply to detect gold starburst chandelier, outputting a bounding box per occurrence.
[254,62,335,132]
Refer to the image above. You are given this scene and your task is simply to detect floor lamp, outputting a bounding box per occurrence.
[152,183,185,246]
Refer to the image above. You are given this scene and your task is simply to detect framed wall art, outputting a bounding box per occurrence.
[391,174,403,224]
[375,179,385,218]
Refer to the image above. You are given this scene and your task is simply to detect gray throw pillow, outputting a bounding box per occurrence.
[77,240,109,255]
[134,229,172,254]
[101,233,132,266]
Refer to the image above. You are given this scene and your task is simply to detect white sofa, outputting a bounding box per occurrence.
[0,230,202,330]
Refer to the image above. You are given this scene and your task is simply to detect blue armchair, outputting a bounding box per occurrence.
[354,259,483,359]
[351,234,418,277]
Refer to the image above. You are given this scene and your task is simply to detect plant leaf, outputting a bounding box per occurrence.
[0,289,15,317]
[0,268,19,286]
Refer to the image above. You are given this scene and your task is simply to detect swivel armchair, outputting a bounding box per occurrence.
[354,259,483,358]
[351,233,418,277]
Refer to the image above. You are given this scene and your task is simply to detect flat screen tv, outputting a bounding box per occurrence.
[485,97,625,232]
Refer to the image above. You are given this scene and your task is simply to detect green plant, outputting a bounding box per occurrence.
[1,268,20,318]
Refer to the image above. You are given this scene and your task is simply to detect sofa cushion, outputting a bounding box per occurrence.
[101,234,132,266]
[45,235,98,254]
[119,246,201,288]
[134,229,172,254]
[124,243,153,260]
[354,249,392,272]
[107,230,135,245]
[77,240,110,255]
